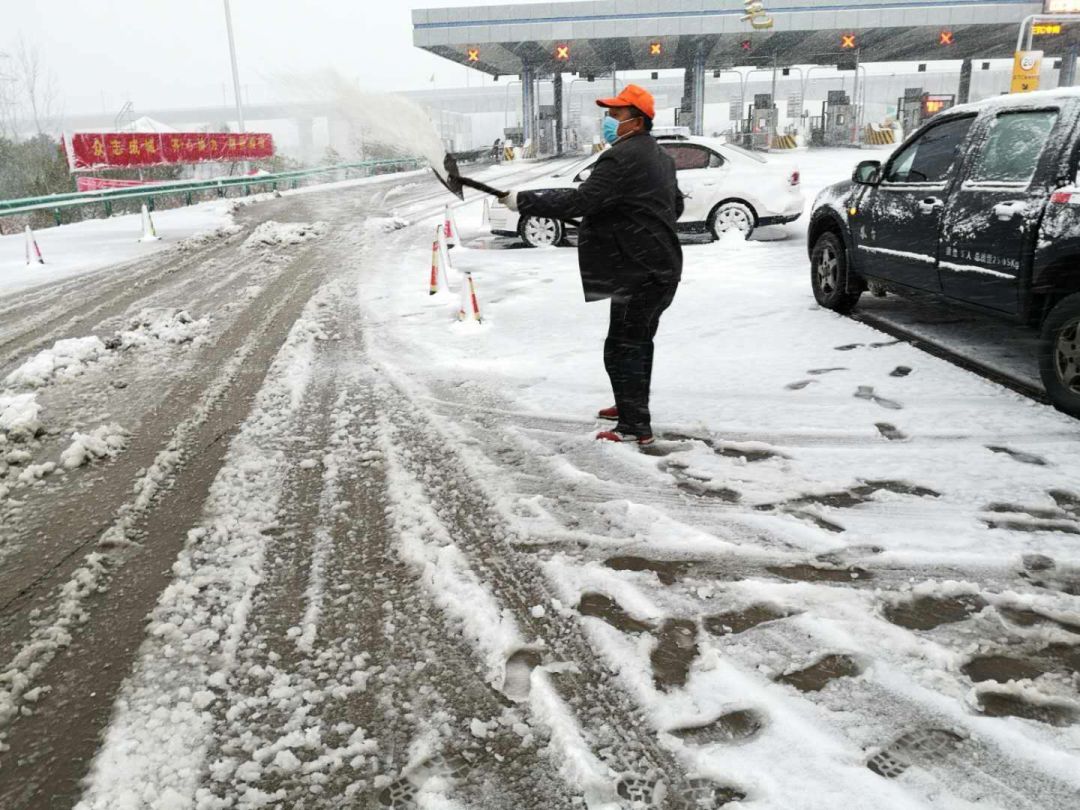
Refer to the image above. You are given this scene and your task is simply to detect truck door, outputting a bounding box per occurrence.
[939,108,1062,313]
[854,115,975,291]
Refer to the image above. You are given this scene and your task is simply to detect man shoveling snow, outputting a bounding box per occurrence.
[499,85,683,447]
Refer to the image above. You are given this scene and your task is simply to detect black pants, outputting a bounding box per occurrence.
[604,278,678,437]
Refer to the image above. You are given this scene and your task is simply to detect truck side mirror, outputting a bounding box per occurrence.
[853,160,882,185]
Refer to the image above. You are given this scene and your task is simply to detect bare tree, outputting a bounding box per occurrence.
[0,51,17,140]
[13,37,59,135]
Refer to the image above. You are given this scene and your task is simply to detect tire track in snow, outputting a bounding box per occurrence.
[372,372,745,807]
[0,247,327,808]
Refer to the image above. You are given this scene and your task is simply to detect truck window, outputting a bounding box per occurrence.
[969,110,1059,184]
[885,116,975,184]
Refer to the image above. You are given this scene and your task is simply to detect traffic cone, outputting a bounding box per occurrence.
[481,197,490,227]
[436,224,454,290]
[25,225,44,265]
[443,204,457,248]
[139,203,160,242]
[457,271,482,323]
[429,233,440,295]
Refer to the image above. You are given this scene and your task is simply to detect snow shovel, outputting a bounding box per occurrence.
[433,153,582,228]
[434,153,508,200]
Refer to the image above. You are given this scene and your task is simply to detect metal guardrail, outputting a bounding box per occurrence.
[0,158,424,225]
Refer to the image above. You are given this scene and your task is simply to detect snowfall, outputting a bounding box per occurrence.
[1,149,1078,810]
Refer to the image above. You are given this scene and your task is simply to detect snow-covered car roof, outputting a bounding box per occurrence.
[947,86,1080,117]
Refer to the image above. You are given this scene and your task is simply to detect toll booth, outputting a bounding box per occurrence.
[898,90,956,132]
[813,91,857,147]
[751,94,778,151]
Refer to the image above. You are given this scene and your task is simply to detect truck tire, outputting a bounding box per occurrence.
[810,231,862,314]
[1039,292,1080,418]
[519,216,564,248]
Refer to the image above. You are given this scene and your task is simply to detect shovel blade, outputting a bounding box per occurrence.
[432,153,465,200]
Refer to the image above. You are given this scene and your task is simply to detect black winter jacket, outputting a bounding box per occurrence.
[516,133,683,302]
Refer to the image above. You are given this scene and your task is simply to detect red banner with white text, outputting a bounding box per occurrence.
[67,132,274,171]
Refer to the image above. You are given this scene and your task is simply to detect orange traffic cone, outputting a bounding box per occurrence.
[436,224,454,289]
[457,271,482,323]
[443,204,457,248]
[429,233,440,295]
[25,225,44,266]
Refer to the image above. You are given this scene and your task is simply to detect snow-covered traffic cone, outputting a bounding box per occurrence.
[436,224,454,290]
[481,197,490,227]
[429,233,441,295]
[24,225,44,265]
[139,203,160,242]
[443,204,457,248]
[457,271,482,323]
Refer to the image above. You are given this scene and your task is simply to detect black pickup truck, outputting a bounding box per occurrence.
[807,88,1080,417]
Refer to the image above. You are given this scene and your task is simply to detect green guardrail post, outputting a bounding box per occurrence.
[185,191,193,206]
[54,208,61,226]
[148,198,155,212]
[104,200,112,218]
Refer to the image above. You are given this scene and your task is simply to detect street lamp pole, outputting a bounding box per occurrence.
[223,0,245,133]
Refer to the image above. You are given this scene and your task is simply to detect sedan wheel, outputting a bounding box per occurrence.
[520,216,563,248]
[709,202,755,240]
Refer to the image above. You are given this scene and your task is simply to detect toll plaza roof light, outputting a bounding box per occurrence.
[841,33,857,49]
[650,42,662,56]
[467,48,480,62]
[741,39,752,51]
[939,30,955,45]
[555,44,570,61]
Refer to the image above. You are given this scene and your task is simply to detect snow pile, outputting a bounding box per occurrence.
[116,308,209,348]
[4,337,107,388]
[59,424,130,470]
[0,393,42,443]
[365,216,410,234]
[242,221,328,251]
[179,222,243,251]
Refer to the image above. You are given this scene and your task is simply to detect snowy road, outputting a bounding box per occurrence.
[1,153,1079,809]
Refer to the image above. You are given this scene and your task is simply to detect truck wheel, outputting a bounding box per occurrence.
[810,231,862,314]
[520,216,563,248]
[1039,293,1080,418]
[708,201,755,240]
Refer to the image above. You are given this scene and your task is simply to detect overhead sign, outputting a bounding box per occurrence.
[66,132,274,172]
[1006,50,1041,93]
[841,33,857,49]
[467,48,480,62]
[1045,0,1080,12]
[742,1,774,30]
[1011,50,1044,93]
[939,30,955,45]
[555,44,570,61]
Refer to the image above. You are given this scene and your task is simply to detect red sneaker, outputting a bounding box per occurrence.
[597,405,619,421]
[596,430,655,446]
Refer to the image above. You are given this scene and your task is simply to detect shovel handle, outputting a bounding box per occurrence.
[456,174,582,228]
[458,176,509,198]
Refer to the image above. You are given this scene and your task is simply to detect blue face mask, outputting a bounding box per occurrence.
[602,115,620,144]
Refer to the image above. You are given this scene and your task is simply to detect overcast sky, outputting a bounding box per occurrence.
[5,1,568,116]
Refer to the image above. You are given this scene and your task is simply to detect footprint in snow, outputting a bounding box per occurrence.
[807,367,847,375]
[785,380,816,391]
[876,422,908,441]
[855,385,903,410]
[986,445,1048,466]
[867,728,967,779]
[835,343,864,351]
[890,365,913,377]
